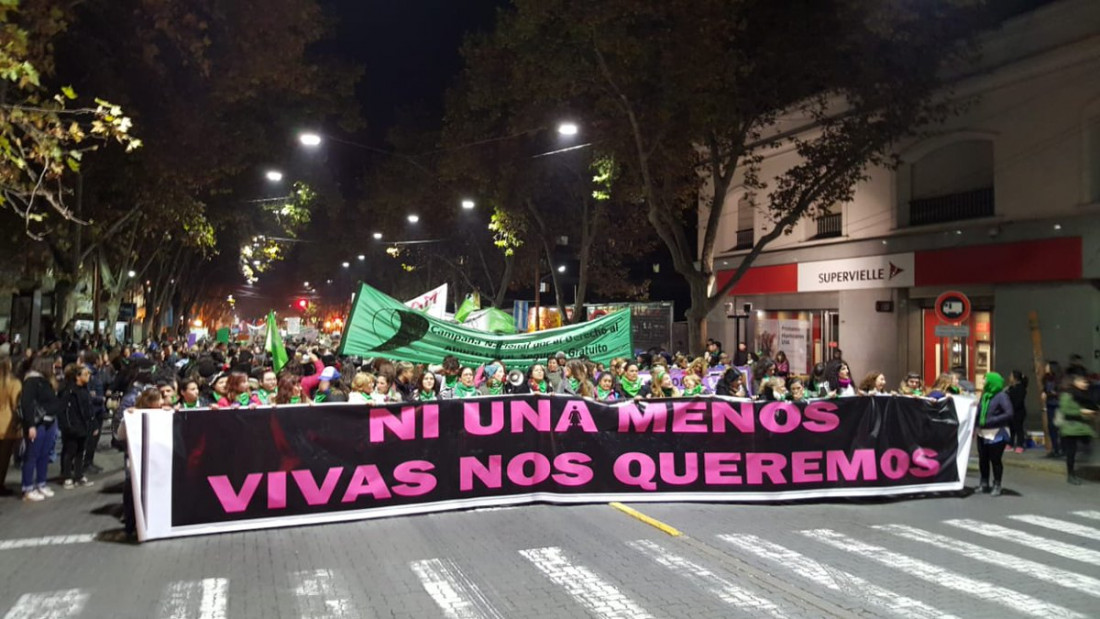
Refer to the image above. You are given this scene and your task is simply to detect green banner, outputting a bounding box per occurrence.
[339,282,632,367]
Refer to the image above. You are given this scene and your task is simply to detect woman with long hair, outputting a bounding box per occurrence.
[557,360,594,398]
[824,360,856,397]
[774,351,790,379]
[273,374,307,405]
[859,372,889,395]
[975,372,1013,496]
[616,363,645,400]
[715,367,746,397]
[928,372,960,398]
[19,356,60,501]
[594,372,618,402]
[647,368,681,399]
[215,371,259,408]
[0,353,22,496]
[526,364,550,394]
[416,371,439,402]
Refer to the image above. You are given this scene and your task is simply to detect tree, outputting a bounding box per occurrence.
[6,0,360,333]
[456,0,990,353]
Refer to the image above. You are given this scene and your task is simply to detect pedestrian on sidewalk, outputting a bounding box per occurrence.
[19,356,61,502]
[57,363,95,489]
[1058,369,1097,485]
[975,371,1013,496]
[0,352,22,496]
[1007,370,1028,453]
[1042,362,1064,458]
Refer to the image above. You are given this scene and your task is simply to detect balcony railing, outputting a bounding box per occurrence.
[814,213,842,239]
[909,186,994,226]
[734,228,753,250]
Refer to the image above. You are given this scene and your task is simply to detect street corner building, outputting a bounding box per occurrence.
[705,0,1100,411]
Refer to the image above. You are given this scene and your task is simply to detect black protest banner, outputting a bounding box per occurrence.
[146,395,972,538]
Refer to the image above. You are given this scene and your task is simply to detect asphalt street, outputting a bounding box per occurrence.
[1,444,1097,619]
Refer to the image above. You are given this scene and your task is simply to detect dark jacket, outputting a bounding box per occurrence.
[19,372,59,428]
[1006,382,1027,418]
[58,383,95,437]
[394,378,417,403]
[979,391,1014,429]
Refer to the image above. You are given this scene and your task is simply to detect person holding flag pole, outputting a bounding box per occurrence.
[265,311,289,403]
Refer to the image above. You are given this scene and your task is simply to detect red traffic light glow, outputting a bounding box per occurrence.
[296,299,309,311]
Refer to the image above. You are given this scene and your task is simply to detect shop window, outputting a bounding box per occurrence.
[734,194,754,249]
[908,140,994,226]
[753,310,836,376]
[922,307,993,388]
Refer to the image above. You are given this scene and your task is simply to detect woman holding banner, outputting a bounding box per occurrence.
[858,372,890,396]
[594,372,618,402]
[449,367,480,399]
[416,372,439,402]
[557,360,594,398]
[616,363,645,400]
[975,372,1013,496]
[647,369,681,399]
[524,364,550,394]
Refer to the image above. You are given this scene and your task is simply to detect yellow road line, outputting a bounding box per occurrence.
[608,502,682,537]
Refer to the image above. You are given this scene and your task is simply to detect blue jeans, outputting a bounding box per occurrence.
[1045,402,1061,453]
[22,421,58,491]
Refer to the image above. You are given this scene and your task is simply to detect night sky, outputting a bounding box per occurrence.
[320,0,506,141]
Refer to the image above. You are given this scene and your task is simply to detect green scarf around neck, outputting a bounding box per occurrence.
[418,390,436,401]
[683,384,703,397]
[619,375,643,397]
[486,381,503,396]
[979,372,1004,425]
[454,382,479,398]
[596,385,613,400]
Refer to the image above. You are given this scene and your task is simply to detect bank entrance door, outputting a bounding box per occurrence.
[922,307,992,388]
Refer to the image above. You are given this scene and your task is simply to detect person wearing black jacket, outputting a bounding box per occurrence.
[1006,370,1028,453]
[58,363,96,489]
[20,356,61,502]
[82,351,107,474]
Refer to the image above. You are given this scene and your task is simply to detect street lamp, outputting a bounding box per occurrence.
[557,122,579,136]
[372,232,383,240]
[299,132,322,147]
[357,254,365,261]
[461,199,476,210]
[557,265,566,273]
[265,170,284,182]
[341,261,350,268]
[127,270,136,278]
[303,281,310,287]
[407,214,420,224]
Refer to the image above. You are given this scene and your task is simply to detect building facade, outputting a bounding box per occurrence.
[707,0,1100,410]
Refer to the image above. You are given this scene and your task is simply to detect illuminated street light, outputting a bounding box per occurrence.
[265,170,284,182]
[341,261,350,268]
[127,270,136,278]
[557,265,566,273]
[407,214,420,224]
[461,199,475,210]
[557,122,579,136]
[299,132,322,147]
[303,281,310,287]
[372,232,383,240]
[357,254,365,261]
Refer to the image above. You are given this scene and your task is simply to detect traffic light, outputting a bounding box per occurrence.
[296,298,309,311]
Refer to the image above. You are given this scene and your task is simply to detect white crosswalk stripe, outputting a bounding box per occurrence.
[1009,515,1100,542]
[0,534,97,550]
[159,578,229,619]
[719,533,955,619]
[519,546,652,619]
[945,518,1100,567]
[410,558,504,619]
[1071,510,1100,522]
[291,568,356,619]
[877,524,1100,598]
[2,589,88,619]
[627,539,787,617]
[803,528,1086,619]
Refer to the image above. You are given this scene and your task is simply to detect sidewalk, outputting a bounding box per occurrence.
[967,441,1098,480]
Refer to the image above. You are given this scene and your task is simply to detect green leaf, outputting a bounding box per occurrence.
[60,85,78,100]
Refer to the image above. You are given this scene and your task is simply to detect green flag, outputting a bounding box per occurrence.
[216,327,230,344]
[265,311,288,373]
[339,282,631,368]
[454,292,480,323]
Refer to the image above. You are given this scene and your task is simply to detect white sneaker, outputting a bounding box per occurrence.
[77,478,95,488]
[37,485,55,498]
[63,479,76,490]
[23,489,45,502]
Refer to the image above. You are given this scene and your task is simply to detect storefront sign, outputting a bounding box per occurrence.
[798,253,914,292]
[126,395,974,541]
[934,324,970,337]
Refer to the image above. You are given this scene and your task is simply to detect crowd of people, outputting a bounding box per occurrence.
[0,333,1095,538]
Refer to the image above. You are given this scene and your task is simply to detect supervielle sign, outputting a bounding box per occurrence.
[126,395,975,541]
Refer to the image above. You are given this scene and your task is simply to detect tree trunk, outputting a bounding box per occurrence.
[491,253,514,308]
